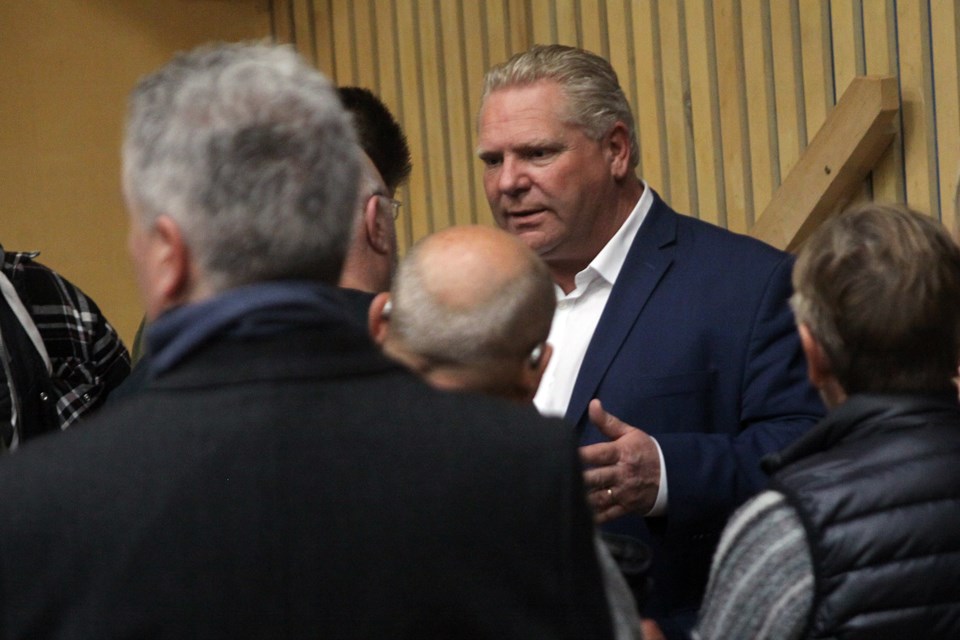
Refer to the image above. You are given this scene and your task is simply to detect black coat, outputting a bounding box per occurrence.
[0,317,612,639]
[767,393,960,639]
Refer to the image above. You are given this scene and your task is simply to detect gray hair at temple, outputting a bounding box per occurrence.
[790,202,960,394]
[480,44,640,169]
[389,228,556,368]
[122,42,362,291]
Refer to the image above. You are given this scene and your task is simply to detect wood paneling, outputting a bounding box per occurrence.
[897,1,938,214]
[931,0,960,235]
[291,0,960,248]
[752,76,901,250]
[9,0,960,346]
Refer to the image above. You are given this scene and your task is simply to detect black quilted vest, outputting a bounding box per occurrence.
[764,393,960,639]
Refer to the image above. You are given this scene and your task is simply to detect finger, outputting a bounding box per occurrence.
[593,501,629,524]
[585,484,618,512]
[579,441,619,467]
[582,467,618,492]
[588,398,632,439]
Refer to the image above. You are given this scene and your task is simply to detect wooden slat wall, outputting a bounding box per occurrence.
[278,0,960,251]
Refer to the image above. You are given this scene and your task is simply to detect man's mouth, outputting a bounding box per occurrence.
[505,208,545,218]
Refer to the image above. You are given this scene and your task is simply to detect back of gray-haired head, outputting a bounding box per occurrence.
[122,42,362,291]
[390,228,556,366]
[791,202,960,394]
[481,44,639,170]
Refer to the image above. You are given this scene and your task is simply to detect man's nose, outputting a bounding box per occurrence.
[498,156,531,195]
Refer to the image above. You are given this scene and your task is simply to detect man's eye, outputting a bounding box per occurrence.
[480,156,502,167]
[527,148,555,160]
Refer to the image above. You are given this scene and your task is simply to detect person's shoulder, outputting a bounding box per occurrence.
[3,248,104,312]
[386,380,576,454]
[648,193,789,263]
[423,383,568,435]
[677,212,788,263]
[719,490,805,555]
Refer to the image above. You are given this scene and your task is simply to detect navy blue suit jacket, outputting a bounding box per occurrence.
[570,191,824,629]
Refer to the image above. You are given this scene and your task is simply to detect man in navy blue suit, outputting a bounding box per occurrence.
[477,44,824,639]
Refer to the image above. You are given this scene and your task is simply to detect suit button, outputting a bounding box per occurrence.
[39,392,49,402]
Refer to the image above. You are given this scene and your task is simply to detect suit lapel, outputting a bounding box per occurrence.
[564,193,678,428]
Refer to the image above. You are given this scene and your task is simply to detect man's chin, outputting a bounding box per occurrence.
[514,230,556,257]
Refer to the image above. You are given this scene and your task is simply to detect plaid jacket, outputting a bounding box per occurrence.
[0,246,130,440]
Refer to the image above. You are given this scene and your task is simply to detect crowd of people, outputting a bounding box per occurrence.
[0,40,958,639]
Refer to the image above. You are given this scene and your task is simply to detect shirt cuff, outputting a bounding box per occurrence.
[644,437,668,517]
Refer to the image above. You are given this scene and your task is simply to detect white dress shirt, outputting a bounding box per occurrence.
[534,183,668,516]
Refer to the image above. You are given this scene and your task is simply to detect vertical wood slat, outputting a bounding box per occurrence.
[529,0,554,45]
[798,0,834,140]
[270,0,295,44]
[438,1,474,228]
[605,0,635,166]
[487,1,513,64]
[741,0,779,212]
[830,0,864,96]
[316,0,344,84]
[863,0,904,204]
[507,0,529,55]
[605,0,636,167]
[714,0,752,231]
[658,0,693,214]
[556,1,578,46]
[896,0,938,215]
[685,0,723,226]
[350,0,377,90]
[462,2,494,226]
[311,0,336,80]
[830,0,870,204]
[632,0,667,195]
[394,0,431,244]
[579,0,606,57]
[415,2,451,233]
[931,0,960,230]
[770,0,805,181]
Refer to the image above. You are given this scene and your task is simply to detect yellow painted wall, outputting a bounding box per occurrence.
[0,0,274,347]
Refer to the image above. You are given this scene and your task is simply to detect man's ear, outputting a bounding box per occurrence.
[798,323,831,389]
[150,215,192,308]
[364,196,390,254]
[368,292,392,345]
[519,342,553,403]
[605,122,632,180]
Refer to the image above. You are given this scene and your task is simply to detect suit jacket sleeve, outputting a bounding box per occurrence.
[655,254,821,531]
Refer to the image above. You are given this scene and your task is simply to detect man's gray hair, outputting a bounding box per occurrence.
[389,238,556,367]
[481,44,639,169]
[122,42,362,291]
[791,202,960,394]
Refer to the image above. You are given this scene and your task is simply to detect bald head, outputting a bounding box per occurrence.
[371,225,556,402]
[417,225,545,310]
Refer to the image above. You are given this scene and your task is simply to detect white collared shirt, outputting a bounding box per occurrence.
[535,182,668,516]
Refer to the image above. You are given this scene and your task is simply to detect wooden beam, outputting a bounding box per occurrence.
[750,75,899,251]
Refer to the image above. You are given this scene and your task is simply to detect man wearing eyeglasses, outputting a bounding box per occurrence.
[337,86,411,309]
[338,153,404,314]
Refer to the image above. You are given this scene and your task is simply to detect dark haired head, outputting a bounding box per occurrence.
[337,87,412,193]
